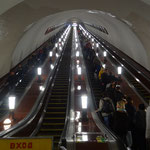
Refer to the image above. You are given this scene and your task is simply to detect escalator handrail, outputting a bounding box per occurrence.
[86,26,150,92]
[84,23,150,82]
[59,41,72,147]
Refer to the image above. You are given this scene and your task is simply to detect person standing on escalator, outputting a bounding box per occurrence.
[95,97,115,128]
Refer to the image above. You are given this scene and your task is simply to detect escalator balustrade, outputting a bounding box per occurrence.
[36,32,72,149]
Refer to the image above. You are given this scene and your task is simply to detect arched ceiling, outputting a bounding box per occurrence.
[0,0,150,77]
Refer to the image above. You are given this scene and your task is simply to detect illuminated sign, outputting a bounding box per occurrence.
[0,137,53,150]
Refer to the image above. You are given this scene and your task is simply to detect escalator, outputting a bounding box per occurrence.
[82,56,103,112]
[123,71,150,104]
[35,32,72,149]
[0,71,35,120]
[107,54,150,105]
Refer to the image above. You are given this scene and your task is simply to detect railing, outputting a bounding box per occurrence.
[59,29,73,148]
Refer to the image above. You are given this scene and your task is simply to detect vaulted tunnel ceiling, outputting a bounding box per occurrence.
[0,0,150,77]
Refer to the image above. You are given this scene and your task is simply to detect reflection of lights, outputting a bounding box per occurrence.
[56,53,59,57]
[9,96,16,110]
[136,78,140,82]
[3,118,11,130]
[117,66,122,75]
[59,38,61,42]
[96,43,99,48]
[92,38,94,42]
[76,51,79,57]
[19,79,22,83]
[77,85,81,90]
[76,43,78,49]
[76,64,79,68]
[103,51,107,57]
[77,67,82,75]
[49,51,53,57]
[102,64,106,68]
[76,60,80,64]
[55,43,58,48]
[82,135,88,141]
[50,64,54,70]
[96,53,98,56]
[37,67,42,75]
[121,64,124,67]
[62,41,64,46]
[75,111,81,120]
[78,122,82,132]
[59,47,62,51]
[39,86,45,91]
[81,95,87,109]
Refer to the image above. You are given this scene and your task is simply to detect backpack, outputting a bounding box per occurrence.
[101,99,114,113]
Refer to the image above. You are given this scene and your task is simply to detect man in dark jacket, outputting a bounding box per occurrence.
[133,104,146,150]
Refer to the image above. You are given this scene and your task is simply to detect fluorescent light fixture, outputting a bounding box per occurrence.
[50,64,54,70]
[77,67,82,75]
[3,118,11,124]
[72,23,78,27]
[49,51,53,57]
[81,95,87,109]
[9,96,16,110]
[103,51,107,57]
[39,86,45,91]
[77,85,81,90]
[76,51,79,57]
[117,66,122,75]
[3,118,11,130]
[37,67,42,75]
